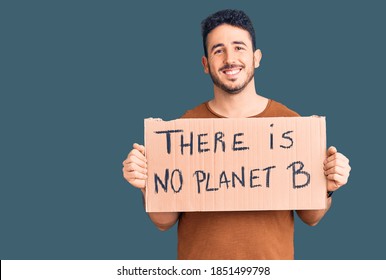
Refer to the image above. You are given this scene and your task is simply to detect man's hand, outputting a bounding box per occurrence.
[122,143,147,189]
[324,146,351,192]
[123,144,179,231]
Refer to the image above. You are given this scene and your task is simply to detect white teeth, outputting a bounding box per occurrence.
[224,69,241,75]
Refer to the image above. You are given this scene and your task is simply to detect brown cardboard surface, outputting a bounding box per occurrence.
[144,117,327,212]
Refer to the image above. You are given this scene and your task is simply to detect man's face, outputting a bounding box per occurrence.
[202,24,261,94]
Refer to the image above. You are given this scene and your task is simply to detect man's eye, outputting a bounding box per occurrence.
[214,49,223,54]
[236,46,244,51]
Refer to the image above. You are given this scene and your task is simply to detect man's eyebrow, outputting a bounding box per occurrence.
[211,43,224,52]
[210,41,248,52]
[232,41,247,46]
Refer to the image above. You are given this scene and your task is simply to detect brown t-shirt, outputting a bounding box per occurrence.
[177,99,299,260]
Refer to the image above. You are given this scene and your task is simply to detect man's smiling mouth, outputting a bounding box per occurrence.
[222,68,242,75]
[220,64,244,77]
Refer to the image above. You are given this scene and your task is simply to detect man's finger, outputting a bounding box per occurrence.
[127,153,147,168]
[131,149,147,163]
[323,157,348,170]
[326,173,347,186]
[324,151,349,165]
[123,149,147,165]
[124,162,147,175]
[327,146,337,156]
[133,143,146,155]
[324,165,347,177]
[127,170,148,180]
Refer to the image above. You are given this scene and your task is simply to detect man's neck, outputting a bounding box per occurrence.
[209,83,268,118]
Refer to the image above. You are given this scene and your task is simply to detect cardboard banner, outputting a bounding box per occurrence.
[144,116,327,212]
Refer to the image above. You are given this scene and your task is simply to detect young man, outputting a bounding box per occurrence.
[122,9,351,259]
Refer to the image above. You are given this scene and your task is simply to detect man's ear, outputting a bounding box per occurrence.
[202,56,209,74]
[254,49,262,68]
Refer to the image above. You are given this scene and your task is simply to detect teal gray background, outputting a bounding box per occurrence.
[1,0,384,259]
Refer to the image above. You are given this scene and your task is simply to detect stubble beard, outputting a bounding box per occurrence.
[208,63,255,95]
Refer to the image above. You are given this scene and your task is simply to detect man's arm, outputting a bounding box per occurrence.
[296,196,332,226]
[296,146,351,226]
[123,143,179,231]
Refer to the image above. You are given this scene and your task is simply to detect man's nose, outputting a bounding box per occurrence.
[223,50,237,64]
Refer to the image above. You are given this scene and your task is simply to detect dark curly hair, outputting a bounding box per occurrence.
[201,9,256,57]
